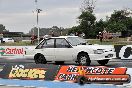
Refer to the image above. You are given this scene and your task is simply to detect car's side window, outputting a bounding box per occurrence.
[42,39,54,48]
[36,40,45,49]
[56,39,70,48]
[36,39,54,49]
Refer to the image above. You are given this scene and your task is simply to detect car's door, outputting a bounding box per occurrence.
[54,38,75,61]
[36,38,55,61]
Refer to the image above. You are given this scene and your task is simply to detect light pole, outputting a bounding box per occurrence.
[35,0,42,44]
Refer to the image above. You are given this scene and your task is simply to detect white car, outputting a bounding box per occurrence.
[33,36,116,66]
[3,38,14,43]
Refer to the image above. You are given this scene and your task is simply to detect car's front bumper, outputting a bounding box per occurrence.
[89,51,116,61]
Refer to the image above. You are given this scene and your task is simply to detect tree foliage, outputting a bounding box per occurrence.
[68,9,132,38]
[0,24,6,33]
[68,26,81,35]
[95,19,107,33]
[109,10,129,22]
[107,10,132,33]
[107,22,127,32]
[78,11,96,38]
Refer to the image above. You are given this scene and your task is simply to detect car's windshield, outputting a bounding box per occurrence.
[66,37,86,46]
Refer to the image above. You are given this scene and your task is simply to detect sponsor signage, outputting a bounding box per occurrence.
[85,75,130,83]
[0,47,24,56]
[0,45,132,60]
[0,64,60,80]
[55,66,130,84]
[0,64,131,84]
[114,45,132,59]
[9,65,46,79]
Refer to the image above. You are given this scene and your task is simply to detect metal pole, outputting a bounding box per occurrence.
[35,0,39,44]
[37,9,39,44]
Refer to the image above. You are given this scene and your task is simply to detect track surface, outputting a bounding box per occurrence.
[0,79,118,88]
[1,58,132,67]
[0,58,132,88]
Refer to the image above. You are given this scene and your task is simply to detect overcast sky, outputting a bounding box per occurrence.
[0,0,132,33]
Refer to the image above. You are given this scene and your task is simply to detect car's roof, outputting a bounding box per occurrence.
[51,36,78,39]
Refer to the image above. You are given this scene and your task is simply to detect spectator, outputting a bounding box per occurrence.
[99,32,103,42]
[75,32,79,36]
[31,35,35,44]
[102,29,107,41]
[51,31,54,37]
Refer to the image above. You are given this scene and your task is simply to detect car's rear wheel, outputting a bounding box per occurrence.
[77,53,91,66]
[34,54,47,64]
[97,59,109,65]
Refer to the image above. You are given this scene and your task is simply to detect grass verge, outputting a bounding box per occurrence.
[0,38,131,46]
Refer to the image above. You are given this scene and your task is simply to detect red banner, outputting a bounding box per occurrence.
[55,66,129,83]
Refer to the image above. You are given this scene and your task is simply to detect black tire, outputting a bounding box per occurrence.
[77,76,87,85]
[97,59,109,65]
[77,53,91,66]
[34,54,47,64]
[55,61,64,65]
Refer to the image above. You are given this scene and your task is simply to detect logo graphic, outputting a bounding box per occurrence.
[55,66,130,84]
[0,48,6,56]
[9,65,46,79]
[119,45,132,59]
[124,47,132,58]
[0,47,24,56]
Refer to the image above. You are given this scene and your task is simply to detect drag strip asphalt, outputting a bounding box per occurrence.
[0,79,118,88]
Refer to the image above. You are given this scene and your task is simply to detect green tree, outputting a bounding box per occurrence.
[78,11,96,38]
[109,10,128,22]
[126,17,132,31]
[68,26,81,35]
[0,24,6,33]
[107,9,132,34]
[95,19,108,34]
[107,22,127,32]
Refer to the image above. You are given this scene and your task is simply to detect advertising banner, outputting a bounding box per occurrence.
[0,64,60,80]
[0,64,130,85]
[114,45,132,60]
[55,66,130,84]
[1,45,132,60]
[0,46,25,59]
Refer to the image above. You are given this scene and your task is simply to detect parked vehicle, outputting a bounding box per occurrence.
[31,36,116,66]
[3,38,14,43]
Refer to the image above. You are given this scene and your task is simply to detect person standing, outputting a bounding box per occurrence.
[99,32,103,42]
[51,31,55,37]
[102,29,107,41]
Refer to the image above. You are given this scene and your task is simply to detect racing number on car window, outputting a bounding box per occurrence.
[41,39,54,48]
[56,39,70,48]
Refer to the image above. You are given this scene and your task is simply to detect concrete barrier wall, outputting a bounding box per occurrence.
[0,45,132,60]
[0,64,130,84]
[0,46,35,59]
[0,64,60,80]
[0,46,25,58]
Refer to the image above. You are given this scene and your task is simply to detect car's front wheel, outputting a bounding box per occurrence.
[34,54,47,64]
[77,53,91,66]
[97,59,109,65]
[77,76,87,85]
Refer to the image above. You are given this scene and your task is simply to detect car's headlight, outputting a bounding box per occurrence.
[94,49,104,54]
